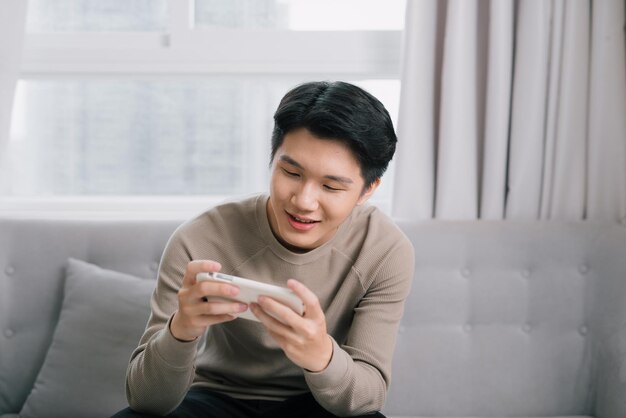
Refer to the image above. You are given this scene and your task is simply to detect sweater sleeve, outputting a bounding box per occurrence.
[303,237,415,416]
[125,226,200,416]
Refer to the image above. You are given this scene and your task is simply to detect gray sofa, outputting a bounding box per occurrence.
[0,217,625,418]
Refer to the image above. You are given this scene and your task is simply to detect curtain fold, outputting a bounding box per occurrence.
[587,0,626,221]
[547,0,589,220]
[506,0,553,220]
[435,0,479,220]
[392,0,440,220]
[480,0,514,220]
[0,0,28,191]
[393,0,626,222]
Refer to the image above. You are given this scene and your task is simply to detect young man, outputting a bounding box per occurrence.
[113,81,414,418]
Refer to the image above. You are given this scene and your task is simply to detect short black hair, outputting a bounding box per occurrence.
[270,81,397,189]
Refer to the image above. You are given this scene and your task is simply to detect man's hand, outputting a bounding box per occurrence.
[170,260,248,342]
[250,279,333,372]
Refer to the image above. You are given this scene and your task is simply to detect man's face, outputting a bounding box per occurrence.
[267,127,379,252]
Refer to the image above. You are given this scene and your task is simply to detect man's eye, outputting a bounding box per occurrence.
[282,168,300,177]
[324,185,342,192]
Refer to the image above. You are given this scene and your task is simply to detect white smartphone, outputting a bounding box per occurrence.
[195,272,305,322]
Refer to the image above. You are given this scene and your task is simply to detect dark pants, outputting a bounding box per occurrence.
[111,389,385,418]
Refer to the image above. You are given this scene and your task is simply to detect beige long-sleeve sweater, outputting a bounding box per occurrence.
[125,194,414,417]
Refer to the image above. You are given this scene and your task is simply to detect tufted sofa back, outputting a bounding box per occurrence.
[0,218,181,414]
[384,221,626,418]
[1,218,625,417]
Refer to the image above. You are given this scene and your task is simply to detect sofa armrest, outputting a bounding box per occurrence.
[591,226,626,418]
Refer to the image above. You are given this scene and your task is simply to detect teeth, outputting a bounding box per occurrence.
[294,216,315,223]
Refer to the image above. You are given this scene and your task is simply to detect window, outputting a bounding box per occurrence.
[194,0,405,30]
[4,0,405,218]
[26,0,168,32]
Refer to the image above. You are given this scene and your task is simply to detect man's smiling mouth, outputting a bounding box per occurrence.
[286,211,320,227]
[292,216,317,223]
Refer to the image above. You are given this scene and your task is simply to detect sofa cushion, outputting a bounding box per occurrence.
[18,258,154,418]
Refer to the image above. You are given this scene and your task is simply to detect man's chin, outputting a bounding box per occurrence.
[281,234,317,253]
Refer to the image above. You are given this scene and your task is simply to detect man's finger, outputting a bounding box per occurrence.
[256,296,302,329]
[182,260,222,287]
[287,279,320,317]
[251,302,295,337]
[200,300,248,317]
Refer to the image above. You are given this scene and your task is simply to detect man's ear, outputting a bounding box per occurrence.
[357,178,381,205]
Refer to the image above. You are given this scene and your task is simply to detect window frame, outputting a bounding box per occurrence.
[3,0,403,218]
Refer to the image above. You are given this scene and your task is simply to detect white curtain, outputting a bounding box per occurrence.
[0,0,28,188]
[392,0,626,222]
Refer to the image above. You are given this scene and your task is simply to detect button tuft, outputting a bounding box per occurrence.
[461,268,471,278]
[4,329,14,338]
[579,325,589,336]
[5,266,15,276]
[462,324,472,333]
[150,262,159,272]
[522,324,532,333]
[521,269,531,278]
[578,264,589,275]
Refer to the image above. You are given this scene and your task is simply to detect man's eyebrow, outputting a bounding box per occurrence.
[279,155,354,184]
[279,155,303,169]
[325,174,353,185]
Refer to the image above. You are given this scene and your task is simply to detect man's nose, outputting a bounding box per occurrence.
[292,182,319,211]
